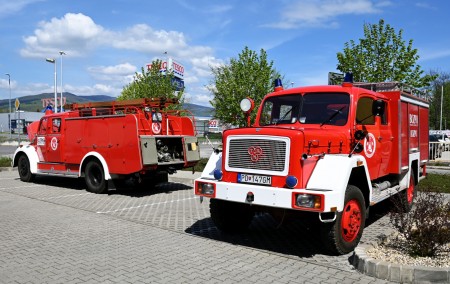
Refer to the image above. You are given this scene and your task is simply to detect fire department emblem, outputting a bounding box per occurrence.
[364,133,376,158]
[152,122,161,134]
[50,137,58,151]
[248,146,263,162]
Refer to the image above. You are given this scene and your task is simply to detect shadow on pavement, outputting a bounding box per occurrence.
[185,200,392,259]
[27,176,192,197]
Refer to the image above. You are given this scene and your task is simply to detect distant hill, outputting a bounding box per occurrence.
[183,103,215,117]
[0,92,214,117]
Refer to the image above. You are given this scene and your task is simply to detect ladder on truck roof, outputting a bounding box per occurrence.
[353,82,430,101]
[65,97,179,111]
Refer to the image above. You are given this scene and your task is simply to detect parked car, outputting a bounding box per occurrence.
[437,134,450,151]
[429,134,443,159]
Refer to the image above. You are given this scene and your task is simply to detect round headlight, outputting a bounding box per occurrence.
[240,98,254,113]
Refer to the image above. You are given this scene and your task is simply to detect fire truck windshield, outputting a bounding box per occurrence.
[259,92,350,126]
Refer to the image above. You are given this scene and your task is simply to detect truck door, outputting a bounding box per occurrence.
[355,96,384,180]
[46,117,63,163]
[36,117,49,162]
[377,100,392,177]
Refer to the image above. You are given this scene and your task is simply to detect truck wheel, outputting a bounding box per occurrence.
[85,160,107,194]
[18,155,35,182]
[210,199,254,233]
[395,171,416,213]
[321,185,366,255]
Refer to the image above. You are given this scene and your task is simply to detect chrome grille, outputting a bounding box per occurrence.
[227,138,287,172]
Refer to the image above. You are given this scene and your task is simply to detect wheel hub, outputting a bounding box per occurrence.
[341,200,362,242]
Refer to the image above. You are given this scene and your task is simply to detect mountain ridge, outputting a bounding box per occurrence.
[0,92,214,117]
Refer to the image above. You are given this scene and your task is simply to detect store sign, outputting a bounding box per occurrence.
[146,58,184,79]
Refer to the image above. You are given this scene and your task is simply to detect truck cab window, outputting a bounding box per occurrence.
[356,97,375,125]
[300,93,349,125]
[52,118,61,133]
[38,118,48,135]
[259,94,302,126]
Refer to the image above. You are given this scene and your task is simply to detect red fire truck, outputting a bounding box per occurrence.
[13,98,200,193]
[195,77,429,254]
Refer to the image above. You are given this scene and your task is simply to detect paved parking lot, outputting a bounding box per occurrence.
[0,169,393,283]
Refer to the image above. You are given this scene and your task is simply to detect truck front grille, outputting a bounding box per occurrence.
[226,136,289,175]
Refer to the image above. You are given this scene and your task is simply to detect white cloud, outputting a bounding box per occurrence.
[419,49,450,62]
[64,83,122,97]
[266,0,386,29]
[21,13,104,58]
[415,2,436,10]
[0,0,43,19]
[87,63,137,84]
[19,13,219,106]
[21,13,216,66]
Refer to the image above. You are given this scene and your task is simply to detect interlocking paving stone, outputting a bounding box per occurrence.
[0,170,393,283]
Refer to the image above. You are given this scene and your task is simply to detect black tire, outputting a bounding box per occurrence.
[320,185,366,255]
[18,155,35,182]
[210,199,254,233]
[84,160,108,194]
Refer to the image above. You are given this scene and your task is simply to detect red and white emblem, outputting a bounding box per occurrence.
[50,137,58,151]
[152,122,161,134]
[364,133,376,158]
[248,146,263,162]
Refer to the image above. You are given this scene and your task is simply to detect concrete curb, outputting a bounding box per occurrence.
[353,243,450,283]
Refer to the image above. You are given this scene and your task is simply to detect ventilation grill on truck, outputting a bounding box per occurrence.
[227,138,288,173]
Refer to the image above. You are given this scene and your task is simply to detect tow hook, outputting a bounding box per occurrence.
[319,212,337,223]
[246,192,254,203]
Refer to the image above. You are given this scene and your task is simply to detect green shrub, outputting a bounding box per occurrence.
[0,157,12,167]
[390,188,450,257]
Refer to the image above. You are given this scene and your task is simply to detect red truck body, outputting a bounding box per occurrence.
[13,98,200,193]
[195,80,429,254]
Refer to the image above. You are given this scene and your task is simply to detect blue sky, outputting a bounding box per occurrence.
[0,0,449,107]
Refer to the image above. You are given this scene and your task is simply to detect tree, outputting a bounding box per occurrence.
[119,59,183,109]
[209,46,281,127]
[336,19,436,88]
[428,70,450,130]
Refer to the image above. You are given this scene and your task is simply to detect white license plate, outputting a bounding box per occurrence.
[238,173,272,185]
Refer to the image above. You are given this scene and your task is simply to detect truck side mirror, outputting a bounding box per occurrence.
[372,99,385,117]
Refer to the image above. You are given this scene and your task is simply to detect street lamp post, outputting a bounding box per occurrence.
[5,73,11,138]
[59,51,66,112]
[46,58,57,113]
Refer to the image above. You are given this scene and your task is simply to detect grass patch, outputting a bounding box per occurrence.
[420,173,450,194]
[0,157,12,167]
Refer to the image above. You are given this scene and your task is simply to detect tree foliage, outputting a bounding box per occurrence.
[336,19,436,88]
[209,47,281,127]
[119,59,183,109]
[428,70,450,130]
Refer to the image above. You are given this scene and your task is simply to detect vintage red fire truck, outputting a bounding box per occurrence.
[13,98,200,193]
[195,76,429,254]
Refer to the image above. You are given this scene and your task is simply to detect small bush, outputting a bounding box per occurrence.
[0,157,12,167]
[390,188,450,257]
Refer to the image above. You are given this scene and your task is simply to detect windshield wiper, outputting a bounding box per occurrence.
[320,106,346,127]
[274,106,298,125]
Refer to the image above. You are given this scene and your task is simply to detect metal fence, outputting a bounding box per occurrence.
[429,142,450,161]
